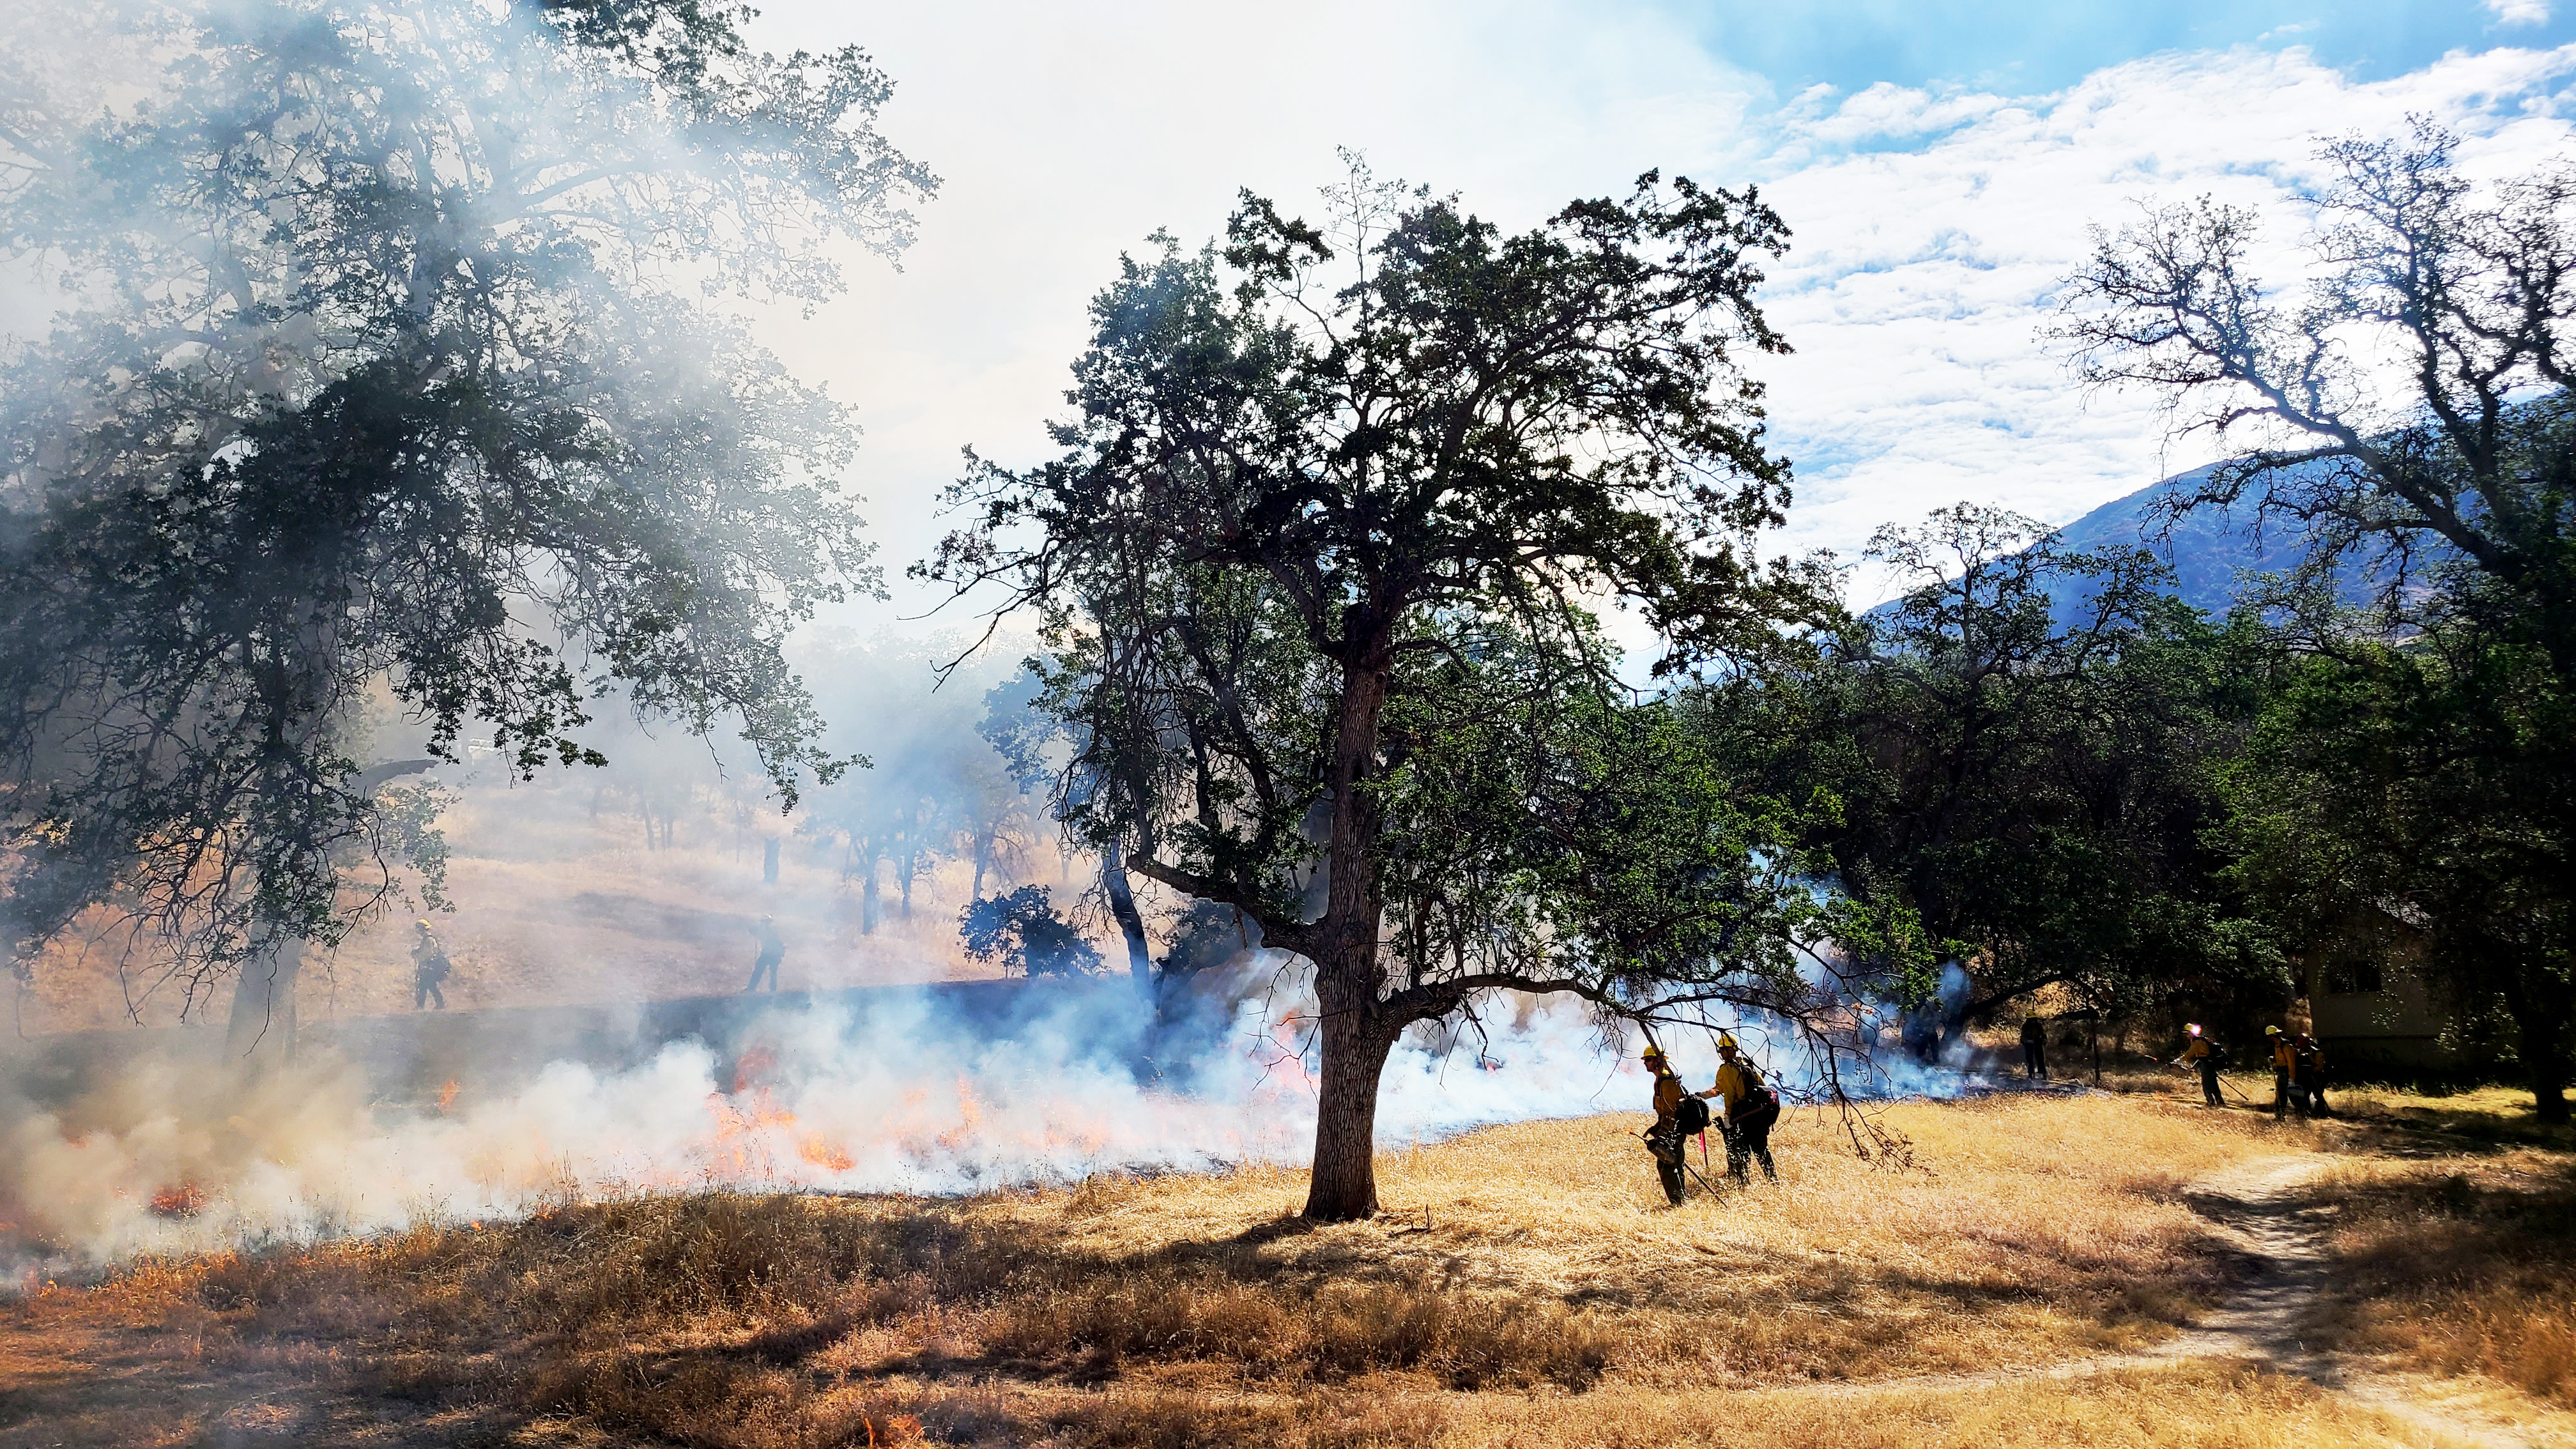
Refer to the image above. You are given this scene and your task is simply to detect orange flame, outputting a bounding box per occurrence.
[148,1182,208,1218]
[797,1136,855,1172]
[436,1079,461,1113]
[700,1086,804,1177]
[936,1077,983,1153]
[731,1046,778,1093]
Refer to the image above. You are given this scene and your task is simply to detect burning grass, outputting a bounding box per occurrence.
[3,1090,2566,1447]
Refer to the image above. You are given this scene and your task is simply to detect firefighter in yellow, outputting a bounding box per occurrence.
[2267,1025,2296,1119]
[1712,1033,1781,1183]
[2175,1023,2223,1107]
[2291,1032,2331,1119]
[1643,1044,1713,1206]
[410,920,451,1011]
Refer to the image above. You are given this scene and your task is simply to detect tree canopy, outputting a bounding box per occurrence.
[2058,123,2576,1120]
[1701,504,2281,1052]
[924,158,1915,1220]
[0,0,931,1044]
[959,885,1101,978]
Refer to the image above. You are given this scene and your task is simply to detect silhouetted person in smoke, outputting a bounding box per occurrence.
[2020,1015,2048,1080]
[746,914,784,992]
[410,920,451,1010]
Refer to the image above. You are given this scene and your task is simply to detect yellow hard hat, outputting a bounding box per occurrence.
[1717,1032,1739,1051]
[1640,1043,1665,1061]
[2186,1023,2201,1036]
[415,919,433,930]
[2264,1025,2280,1036]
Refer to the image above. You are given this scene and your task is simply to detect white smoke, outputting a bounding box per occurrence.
[1,969,1639,1280]
[3,942,2016,1285]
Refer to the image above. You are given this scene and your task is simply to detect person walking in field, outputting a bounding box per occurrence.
[746,914,785,993]
[2267,1025,2296,1119]
[2292,1032,2330,1119]
[1643,1043,1713,1206]
[2175,1023,2225,1107]
[2020,1015,2049,1080]
[1712,1032,1781,1184]
[410,919,451,1011]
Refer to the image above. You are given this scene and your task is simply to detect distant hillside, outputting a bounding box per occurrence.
[2048,462,2310,618]
[1867,460,2389,627]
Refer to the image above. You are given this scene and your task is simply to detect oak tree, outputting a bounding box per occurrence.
[2060,123,2576,1118]
[0,0,931,1052]
[925,161,1886,1220]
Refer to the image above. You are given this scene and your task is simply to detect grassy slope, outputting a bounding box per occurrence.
[7,1087,2570,1447]
[15,778,1034,1034]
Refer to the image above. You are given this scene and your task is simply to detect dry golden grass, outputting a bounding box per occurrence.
[13,776,1043,1032]
[963,1091,2319,1386]
[2324,1084,2576,1149]
[759,1362,2496,1449]
[2297,1147,2576,1409]
[4,1089,2568,1447]
[1430,1361,2488,1449]
[1,1092,2329,1447]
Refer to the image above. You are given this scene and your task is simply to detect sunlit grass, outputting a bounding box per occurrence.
[6,1089,2568,1447]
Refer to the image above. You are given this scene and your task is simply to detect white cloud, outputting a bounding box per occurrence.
[2489,0,2552,27]
[1746,44,2576,598]
[732,4,2576,618]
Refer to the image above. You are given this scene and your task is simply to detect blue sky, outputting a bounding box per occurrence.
[1689,0,2573,94]
[742,1,2576,620]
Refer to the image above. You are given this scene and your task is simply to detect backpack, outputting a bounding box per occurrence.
[1730,1064,1782,1131]
[1675,1094,1712,1137]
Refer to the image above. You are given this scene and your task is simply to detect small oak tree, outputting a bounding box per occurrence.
[925,161,1901,1220]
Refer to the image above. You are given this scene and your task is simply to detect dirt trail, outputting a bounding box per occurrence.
[2150,1154,2576,1448]
[1778,1153,2565,1446]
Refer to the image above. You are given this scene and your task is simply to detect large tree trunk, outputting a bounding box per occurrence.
[1305,999,1397,1220]
[223,931,303,1068]
[2534,1054,2570,1126]
[1301,659,1395,1222]
[215,759,428,1068]
[2501,967,2572,1124]
[1104,841,1153,988]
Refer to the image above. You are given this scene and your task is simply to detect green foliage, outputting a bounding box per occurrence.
[2061,124,2576,1117]
[1157,900,1253,979]
[922,156,1869,1213]
[959,885,1101,978]
[923,157,1837,960]
[0,0,930,999]
[1703,504,2280,1029]
[2215,616,2574,1098]
[374,783,455,915]
[1370,611,1921,1022]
